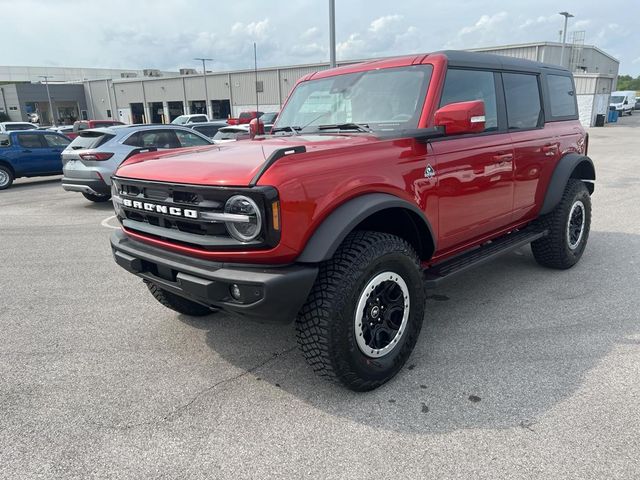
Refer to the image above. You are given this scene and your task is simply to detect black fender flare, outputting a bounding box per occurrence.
[540,153,595,215]
[296,193,436,263]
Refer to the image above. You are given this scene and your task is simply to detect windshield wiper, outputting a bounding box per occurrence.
[316,122,371,133]
[271,125,301,135]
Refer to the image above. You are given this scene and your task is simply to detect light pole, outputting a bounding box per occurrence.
[195,58,213,119]
[39,75,56,127]
[559,11,574,68]
[329,0,336,68]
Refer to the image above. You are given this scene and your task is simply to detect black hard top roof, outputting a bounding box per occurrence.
[437,50,571,75]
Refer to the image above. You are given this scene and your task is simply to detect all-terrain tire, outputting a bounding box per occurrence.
[82,192,111,203]
[0,165,14,190]
[531,179,591,269]
[296,231,426,391]
[145,280,214,316]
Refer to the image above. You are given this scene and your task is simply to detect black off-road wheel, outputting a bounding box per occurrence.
[82,192,111,203]
[0,165,14,190]
[145,280,214,317]
[296,231,426,391]
[531,179,591,269]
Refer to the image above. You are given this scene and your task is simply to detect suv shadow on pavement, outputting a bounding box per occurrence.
[178,230,639,434]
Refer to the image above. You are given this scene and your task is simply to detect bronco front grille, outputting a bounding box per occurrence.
[113,177,280,250]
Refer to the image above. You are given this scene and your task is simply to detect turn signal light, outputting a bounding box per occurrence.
[271,201,280,231]
[80,152,114,161]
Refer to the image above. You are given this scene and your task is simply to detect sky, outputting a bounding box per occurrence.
[1,0,638,75]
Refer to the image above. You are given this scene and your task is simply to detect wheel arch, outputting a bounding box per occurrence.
[296,193,436,263]
[540,153,595,215]
[0,159,16,177]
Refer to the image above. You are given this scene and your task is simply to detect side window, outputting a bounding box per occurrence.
[17,134,44,148]
[77,122,89,131]
[0,134,10,147]
[502,73,543,130]
[191,116,206,123]
[175,130,211,147]
[439,69,498,131]
[546,74,577,118]
[138,130,180,149]
[44,134,71,148]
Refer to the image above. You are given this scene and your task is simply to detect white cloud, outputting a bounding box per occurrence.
[0,0,637,75]
[369,14,403,33]
[459,12,508,36]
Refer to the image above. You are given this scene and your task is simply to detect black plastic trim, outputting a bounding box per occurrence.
[540,153,595,215]
[297,193,435,263]
[249,145,306,186]
[111,229,318,323]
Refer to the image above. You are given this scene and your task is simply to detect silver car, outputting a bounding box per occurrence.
[61,124,213,202]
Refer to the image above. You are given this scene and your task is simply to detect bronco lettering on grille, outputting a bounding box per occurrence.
[122,198,198,219]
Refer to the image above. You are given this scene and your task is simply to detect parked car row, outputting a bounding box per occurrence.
[0,110,278,192]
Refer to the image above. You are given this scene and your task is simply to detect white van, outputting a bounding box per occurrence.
[610,91,637,116]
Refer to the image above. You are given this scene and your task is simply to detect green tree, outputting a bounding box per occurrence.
[617,74,640,91]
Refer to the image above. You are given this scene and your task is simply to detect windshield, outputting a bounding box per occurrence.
[275,65,433,133]
[610,96,625,103]
[171,116,188,125]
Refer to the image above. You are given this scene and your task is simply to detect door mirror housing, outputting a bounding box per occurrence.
[434,100,486,135]
[249,118,265,139]
[623,100,628,105]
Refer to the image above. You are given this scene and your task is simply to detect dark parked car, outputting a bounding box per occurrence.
[188,121,228,139]
[0,130,70,189]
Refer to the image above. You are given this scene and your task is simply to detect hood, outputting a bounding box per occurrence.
[115,134,379,186]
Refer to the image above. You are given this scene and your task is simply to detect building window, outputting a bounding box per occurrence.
[9,106,18,111]
[106,109,112,118]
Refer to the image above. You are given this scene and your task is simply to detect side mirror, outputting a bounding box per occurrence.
[434,100,486,135]
[249,118,265,139]
[623,100,628,105]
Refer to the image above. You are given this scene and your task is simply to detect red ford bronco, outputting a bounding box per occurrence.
[110,51,595,391]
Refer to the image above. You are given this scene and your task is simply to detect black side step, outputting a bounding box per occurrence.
[423,228,547,288]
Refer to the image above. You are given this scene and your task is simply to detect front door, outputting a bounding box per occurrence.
[432,68,514,252]
[15,133,51,175]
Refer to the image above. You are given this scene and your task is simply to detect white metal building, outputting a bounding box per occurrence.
[0,65,176,84]
[79,41,619,127]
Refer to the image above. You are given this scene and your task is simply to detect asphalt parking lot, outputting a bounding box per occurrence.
[1,116,639,479]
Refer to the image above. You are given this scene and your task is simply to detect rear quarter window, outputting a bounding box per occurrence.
[0,134,10,146]
[546,74,578,118]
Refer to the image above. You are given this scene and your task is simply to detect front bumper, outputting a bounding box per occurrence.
[61,177,111,196]
[110,230,318,323]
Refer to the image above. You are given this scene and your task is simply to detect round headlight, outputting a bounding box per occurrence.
[224,195,262,242]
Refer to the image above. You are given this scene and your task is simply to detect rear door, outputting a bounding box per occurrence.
[42,133,71,173]
[431,68,514,251]
[14,133,50,175]
[505,72,557,222]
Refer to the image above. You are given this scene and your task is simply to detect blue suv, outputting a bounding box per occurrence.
[0,130,70,190]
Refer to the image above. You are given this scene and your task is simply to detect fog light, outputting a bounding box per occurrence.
[230,284,242,300]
